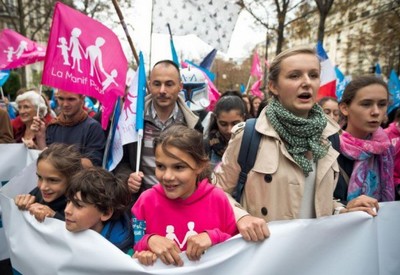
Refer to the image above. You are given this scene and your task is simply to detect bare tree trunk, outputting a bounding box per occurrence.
[317,13,326,43]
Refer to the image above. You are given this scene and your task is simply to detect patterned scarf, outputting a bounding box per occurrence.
[266,97,329,176]
[340,128,395,202]
[208,129,229,158]
[49,109,88,127]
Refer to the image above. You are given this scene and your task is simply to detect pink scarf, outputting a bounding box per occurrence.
[340,127,395,202]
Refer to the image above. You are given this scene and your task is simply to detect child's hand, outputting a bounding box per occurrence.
[186,232,212,261]
[28,203,55,222]
[148,235,183,266]
[127,171,143,193]
[133,250,157,266]
[14,194,36,210]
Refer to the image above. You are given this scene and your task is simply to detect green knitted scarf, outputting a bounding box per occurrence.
[266,97,329,176]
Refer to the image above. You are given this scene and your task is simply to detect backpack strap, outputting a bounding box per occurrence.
[328,132,349,183]
[234,118,262,202]
[328,132,340,152]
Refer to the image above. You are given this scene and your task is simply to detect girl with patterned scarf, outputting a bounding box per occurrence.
[335,76,395,210]
[213,46,382,243]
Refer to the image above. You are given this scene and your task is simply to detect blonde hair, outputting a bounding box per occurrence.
[268,46,319,83]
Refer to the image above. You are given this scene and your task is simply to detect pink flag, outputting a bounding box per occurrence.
[0,29,46,70]
[205,75,221,111]
[41,2,128,129]
[250,51,262,79]
[250,79,263,98]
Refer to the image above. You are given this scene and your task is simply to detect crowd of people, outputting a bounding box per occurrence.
[0,45,399,272]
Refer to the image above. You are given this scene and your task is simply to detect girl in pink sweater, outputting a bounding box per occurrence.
[132,125,237,266]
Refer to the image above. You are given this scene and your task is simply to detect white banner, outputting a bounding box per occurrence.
[0,156,399,274]
[0,144,40,260]
[0,144,40,182]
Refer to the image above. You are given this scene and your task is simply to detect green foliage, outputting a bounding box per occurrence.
[2,71,22,101]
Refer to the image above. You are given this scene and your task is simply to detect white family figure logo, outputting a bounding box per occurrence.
[3,40,28,62]
[165,221,198,249]
[56,27,118,94]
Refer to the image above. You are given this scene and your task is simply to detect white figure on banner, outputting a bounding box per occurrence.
[101,69,118,94]
[57,37,70,65]
[85,37,106,79]
[68,28,84,73]
[165,225,182,247]
[4,46,14,62]
[180,221,197,248]
[14,41,28,59]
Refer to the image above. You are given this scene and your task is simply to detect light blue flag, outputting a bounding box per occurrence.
[0,70,10,86]
[240,83,246,94]
[388,69,400,114]
[136,52,146,132]
[335,66,348,101]
[170,37,179,67]
[84,97,98,112]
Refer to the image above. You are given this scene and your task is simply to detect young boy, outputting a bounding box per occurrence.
[65,167,134,253]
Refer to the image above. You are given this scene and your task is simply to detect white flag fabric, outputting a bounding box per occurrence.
[107,70,140,171]
[1,161,400,274]
[152,0,240,53]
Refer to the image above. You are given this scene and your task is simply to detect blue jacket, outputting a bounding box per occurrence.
[100,212,134,253]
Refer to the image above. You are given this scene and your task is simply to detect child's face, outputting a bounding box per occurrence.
[65,192,111,233]
[36,159,68,203]
[155,145,203,200]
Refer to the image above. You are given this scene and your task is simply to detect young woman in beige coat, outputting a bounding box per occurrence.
[213,46,378,242]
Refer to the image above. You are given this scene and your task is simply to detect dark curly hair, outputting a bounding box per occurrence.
[66,167,130,220]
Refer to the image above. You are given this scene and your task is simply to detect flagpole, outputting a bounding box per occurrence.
[245,75,252,94]
[36,85,42,117]
[112,0,139,66]
[0,86,4,100]
[136,130,143,173]
[149,0,155,74]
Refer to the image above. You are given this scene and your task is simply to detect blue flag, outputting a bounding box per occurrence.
[200,49,217,71]
[375,63,382,77]
[0,70,10,86]
[388,69,400,114]
[104,97,122,170]
[240,83,245,94]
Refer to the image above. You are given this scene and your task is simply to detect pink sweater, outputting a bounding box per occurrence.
[132,179,238,252]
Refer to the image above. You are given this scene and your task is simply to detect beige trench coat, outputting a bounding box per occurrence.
[213,108,342,223]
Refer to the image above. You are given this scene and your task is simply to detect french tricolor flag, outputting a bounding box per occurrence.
[316,41,336,100]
